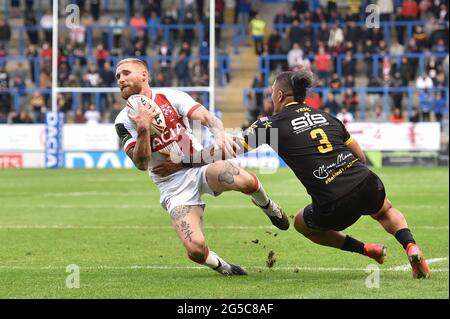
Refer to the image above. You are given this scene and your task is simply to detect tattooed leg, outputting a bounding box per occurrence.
[206,160,259,194]
[170,205,207,262]
[217,161,240,184]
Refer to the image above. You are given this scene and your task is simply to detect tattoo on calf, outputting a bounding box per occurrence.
[179,220,194,242]
[170,206,191,221]
[218,161,240,184]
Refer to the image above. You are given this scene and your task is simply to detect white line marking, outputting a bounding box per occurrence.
[0,264,447,272]
[390,258,448,271]
[0,224,448,230]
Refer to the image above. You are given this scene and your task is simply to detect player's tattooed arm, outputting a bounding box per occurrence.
[129,127,152,171]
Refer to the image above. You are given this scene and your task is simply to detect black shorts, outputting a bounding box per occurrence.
[303,171,386,231]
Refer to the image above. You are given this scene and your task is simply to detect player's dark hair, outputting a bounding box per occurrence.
[275,70,314,102]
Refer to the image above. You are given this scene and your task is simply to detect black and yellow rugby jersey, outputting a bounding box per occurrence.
[241,102,370,206]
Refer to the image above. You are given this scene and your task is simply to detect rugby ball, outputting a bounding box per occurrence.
[126,94,166,136]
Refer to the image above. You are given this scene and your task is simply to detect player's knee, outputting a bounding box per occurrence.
[294,210,307,234]
[240,172,259,194]
[371,198,392,220]
[186,240,207,263]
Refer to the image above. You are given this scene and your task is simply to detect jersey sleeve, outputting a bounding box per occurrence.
[114,110,137,152]
[158,88,203,119]
[331,115,353,145]
[240,117,273,151]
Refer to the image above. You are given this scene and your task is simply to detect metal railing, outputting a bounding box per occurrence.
[243,86,449,120]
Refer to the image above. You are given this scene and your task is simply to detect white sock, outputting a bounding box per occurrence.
[203,250,232,275]
[250,178,270,207]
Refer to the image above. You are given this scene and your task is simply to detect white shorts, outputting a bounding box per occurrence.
[156,165,219,214]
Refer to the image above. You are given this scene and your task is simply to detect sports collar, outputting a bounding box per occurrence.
[285,101,304,107]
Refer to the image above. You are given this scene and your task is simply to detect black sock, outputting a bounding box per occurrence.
[341,235,364,255]
[395,228,416,250]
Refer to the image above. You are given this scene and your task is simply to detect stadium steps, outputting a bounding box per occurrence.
[217,46,259,129]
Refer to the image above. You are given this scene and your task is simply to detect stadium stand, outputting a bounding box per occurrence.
[0,0,448,150]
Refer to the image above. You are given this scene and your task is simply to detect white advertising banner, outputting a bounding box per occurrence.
[0,124,120,151]
[0,124,45,151]
[63,124,119,151]
[0,122,442,153]
[346,122,441,151]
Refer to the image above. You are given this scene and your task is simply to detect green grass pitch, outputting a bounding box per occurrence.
[0,167,448,298]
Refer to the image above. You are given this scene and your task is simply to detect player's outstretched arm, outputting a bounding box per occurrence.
[188,105,240,158]
[128,104,159,170]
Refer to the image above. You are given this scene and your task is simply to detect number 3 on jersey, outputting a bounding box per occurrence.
[310,128,333,153]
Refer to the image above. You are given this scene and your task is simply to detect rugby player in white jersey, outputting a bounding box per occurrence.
[114,58,289,276]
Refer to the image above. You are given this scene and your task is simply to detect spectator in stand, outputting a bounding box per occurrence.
[11,111,34,124]
[399,57,413,84]
[419,89,433,121]
[30,92,46,123]
[24,12,39,45]
[342,88,359,115]
[0,18,11,51]
[413,26,429,50]
[380,56,392,79]
[288,19,302,49]
[378,0,394,21]
[433,91,446,125]
[305,91,321,109]
[316,21,329,46]
[389,108,405,123]
[416,73,434,89]
[336,106,355,124]
[110,16,126,49]
[345,20,360,49]
[391,72,404,110]
[344,75,355,88]
[95,44,109,70]
[74,106,86,124]
[363,39,376,77]
[389,38,405,56]
[250,13,266,55]
[342,51,356,78]
[426,56,440,85]
[371,104,386,123]
[174,53,191,86]
[402,0,419,20]
[323,92,340,115]
[314,45,332,85]
[301,19,314,48]
[85,103,101,124]
[130,12,148,32]
[287,42,304,71]
[237,0,252,35]
[90,0,101,21]
[40,9,53,44]
[329,72,342,94]
[328,20,344,52]
[41,42,52,62]
[409,107,420,123]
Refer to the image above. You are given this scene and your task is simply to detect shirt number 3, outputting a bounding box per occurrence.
[310,128,333,153]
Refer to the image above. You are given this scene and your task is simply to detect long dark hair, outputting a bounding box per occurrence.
[275,70,314,102]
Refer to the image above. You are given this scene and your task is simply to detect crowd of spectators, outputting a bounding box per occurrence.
[1,0,250,124]
[245,0,449,128]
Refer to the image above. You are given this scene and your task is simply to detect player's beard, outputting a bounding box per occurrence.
[120,81,143,100]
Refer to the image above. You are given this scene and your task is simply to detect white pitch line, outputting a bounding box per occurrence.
[390,258,448,271]
[0,224,448,230]
[0,264,447,273]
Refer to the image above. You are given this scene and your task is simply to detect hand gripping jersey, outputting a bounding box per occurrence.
[241,102,370,207]
[114,88,204,184]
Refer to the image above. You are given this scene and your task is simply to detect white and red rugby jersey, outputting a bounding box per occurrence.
[115,88,204,180]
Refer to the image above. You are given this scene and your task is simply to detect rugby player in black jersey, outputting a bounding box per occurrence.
[153,70,430,279]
